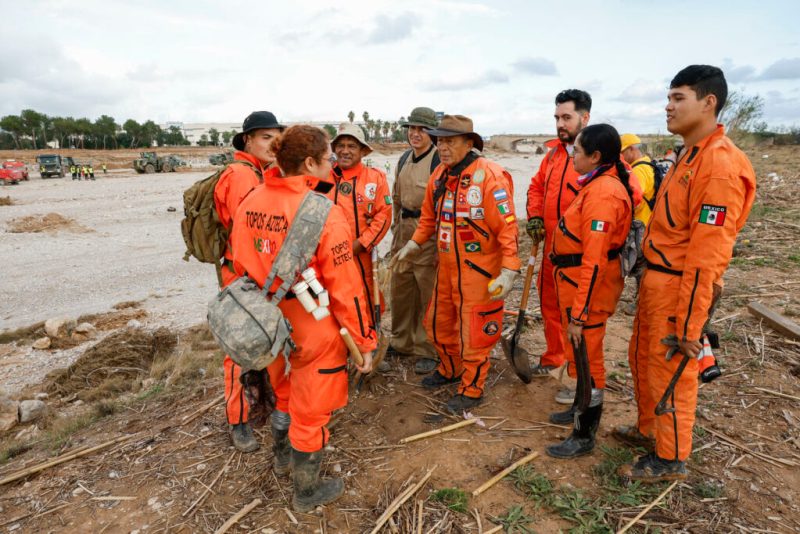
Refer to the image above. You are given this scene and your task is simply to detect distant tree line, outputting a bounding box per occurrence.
[0,109,192,150]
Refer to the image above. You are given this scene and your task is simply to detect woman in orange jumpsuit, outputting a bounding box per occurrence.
[545,124,633,459]
[230,125,375,512]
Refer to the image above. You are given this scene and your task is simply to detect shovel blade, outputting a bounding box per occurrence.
[500,332,533,384]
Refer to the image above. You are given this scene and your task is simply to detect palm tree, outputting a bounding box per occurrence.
[362,111,369,124]
[348,111,355,123]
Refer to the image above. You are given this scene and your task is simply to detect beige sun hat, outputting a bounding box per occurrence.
[331,123,373,155]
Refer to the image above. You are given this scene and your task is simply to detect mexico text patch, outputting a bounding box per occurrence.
[699,204,726,226]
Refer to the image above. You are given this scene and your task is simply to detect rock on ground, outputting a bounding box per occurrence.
[18,399,47,423]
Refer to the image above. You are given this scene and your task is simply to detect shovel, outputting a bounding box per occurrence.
[500,242,538,384]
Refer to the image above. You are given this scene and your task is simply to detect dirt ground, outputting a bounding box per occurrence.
[0,144,798,533]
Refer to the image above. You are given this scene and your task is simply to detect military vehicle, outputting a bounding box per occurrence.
[209,151,234,166]
[133,152,184,174]
[36,154,67,178]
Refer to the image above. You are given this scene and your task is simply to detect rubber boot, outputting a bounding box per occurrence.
[545,403,603,459]
[549,402,576,425]
[229,422,259,453]
[271,411,291,475]
[291,448,344,513]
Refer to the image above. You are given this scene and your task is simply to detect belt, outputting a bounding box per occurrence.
[645,260,683,277]
[550,247,621,268]
[401,207,421,219]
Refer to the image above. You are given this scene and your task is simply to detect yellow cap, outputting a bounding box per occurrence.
[620,133,642,152]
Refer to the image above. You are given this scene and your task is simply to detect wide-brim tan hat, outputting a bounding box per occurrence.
[331,122,373,155]
[425,114,484,152]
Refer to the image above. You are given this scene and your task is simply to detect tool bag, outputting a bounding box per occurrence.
[619,219,646,278]
[207,191,333,372]
[180,160,262,286]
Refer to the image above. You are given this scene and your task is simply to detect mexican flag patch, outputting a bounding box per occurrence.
[699,204,726,226]
[590,220,608,232]
[384,195,392,205]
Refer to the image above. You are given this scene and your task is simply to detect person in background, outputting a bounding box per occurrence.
[388,107,440,374]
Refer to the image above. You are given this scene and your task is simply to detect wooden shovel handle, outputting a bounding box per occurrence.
[339,328,364,366]
[518,242,540,311]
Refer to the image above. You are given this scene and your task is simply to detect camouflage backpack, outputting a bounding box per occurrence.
[180,161,262,285]
[207,192,333,372]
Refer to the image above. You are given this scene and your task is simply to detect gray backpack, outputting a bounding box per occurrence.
[207,192,333,372]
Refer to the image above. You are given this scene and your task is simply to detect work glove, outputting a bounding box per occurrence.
[526,217,545,244]
[389,240,421,272]
[488,268,518,301]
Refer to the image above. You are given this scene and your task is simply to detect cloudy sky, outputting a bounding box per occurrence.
[2,0,799,135]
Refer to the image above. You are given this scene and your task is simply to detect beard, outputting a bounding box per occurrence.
[557,125,581,144]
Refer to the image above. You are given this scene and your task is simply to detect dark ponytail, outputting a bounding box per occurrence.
[577,124,635,202]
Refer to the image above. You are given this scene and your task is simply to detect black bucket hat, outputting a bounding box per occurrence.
[232,111,285,151]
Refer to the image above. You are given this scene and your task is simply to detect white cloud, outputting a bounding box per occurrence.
[513,57,558,76]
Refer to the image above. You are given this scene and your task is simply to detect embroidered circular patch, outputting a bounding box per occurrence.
[467,185,482,206]
[339,182,353,195]
[483,321,499,336]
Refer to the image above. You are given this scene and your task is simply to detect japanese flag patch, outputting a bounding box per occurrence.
[699,204,726,226]
[590,220,608,233]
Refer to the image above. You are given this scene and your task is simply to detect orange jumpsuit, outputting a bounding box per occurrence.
[412,153,521,398]
[527,140,581,368]
[551,166,632,389]
[628,125,755,461]
[230,173,376,452]
[213,151,265,425]
[328,163,392,327]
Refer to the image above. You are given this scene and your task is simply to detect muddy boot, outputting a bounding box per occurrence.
[229,422,259,453]
[617,452,687,483]
[291,448,344,513]
[612,425,655,451]
[271,410,291,475]
[545,403,602,459]
[549,403,576,425]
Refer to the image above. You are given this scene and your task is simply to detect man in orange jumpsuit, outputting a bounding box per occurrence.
[214,111,284,452]
[618,66,756,482]
[526,90,592,396]
[329,123,392,331]
[230,124,375,511]
[392,115,520,414]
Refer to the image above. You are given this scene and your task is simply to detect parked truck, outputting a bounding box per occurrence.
[36,154,69,178]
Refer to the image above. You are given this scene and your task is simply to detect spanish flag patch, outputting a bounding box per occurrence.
[699,204,726,226]
[590,220,608,232]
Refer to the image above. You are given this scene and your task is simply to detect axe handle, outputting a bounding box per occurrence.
[339,328,364,366]
[573,336,592,413]
[655,353,691,415]
[518,242,539,312]
[372,248,381,328]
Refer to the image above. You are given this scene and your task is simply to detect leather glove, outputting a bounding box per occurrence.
[389,240,421,272]
[488,268,518,301]
[526,217,545,244]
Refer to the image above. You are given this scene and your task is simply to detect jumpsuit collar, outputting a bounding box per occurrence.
[688,124,725,152]
[577,163,616,187]
[336,162,364,180]
[233,150,265,170]
[263,172,312,194]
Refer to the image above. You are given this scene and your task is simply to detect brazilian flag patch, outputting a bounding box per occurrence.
[464,241,481,253]
[590,220,608,232]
